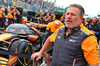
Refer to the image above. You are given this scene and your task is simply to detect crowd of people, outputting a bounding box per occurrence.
[0,6,22,29]
[31,4,99,66]
[0,4,99,66]
[13,0,55,11]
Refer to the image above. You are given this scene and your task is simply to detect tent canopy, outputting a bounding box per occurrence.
[54,7,68,15]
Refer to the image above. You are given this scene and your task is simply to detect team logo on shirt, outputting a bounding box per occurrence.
[71,36,79,39]
[69,39,76,42]
[57,36,61,39]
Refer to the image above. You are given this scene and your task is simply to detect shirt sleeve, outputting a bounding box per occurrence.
[46,23,50,30]
[49,28,59,43]
[81,36,99,65]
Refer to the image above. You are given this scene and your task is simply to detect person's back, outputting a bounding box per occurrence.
[42,13,64,44]
[47,21,64,33]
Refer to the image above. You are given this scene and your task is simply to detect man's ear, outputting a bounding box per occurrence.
[80,16,83,20]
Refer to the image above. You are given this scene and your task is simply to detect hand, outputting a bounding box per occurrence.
[31,52,42,62]
[91,30,95,33]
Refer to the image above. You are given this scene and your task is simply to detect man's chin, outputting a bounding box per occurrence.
[66,25,74,29]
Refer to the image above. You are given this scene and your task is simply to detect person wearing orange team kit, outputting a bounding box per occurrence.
[31,4,99,66]
[60,12,66,24]
[37,14,47,32]
[13,6,21,23]
[7,7,16,26]
[0,8,6,28]
[44,12,50,24]
[47,13,55,22]
[42,13,64,66]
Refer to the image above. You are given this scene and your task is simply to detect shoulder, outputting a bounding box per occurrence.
[80,25,94,35]
[48,22,55,25]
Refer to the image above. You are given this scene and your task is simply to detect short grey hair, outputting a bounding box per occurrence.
[68,4,85,16]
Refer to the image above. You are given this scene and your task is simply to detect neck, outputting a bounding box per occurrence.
[92,22,96,25]
[67,28,72,33]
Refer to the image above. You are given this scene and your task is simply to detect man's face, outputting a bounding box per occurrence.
[46,13,49,17]
[92,17,97,23]
[65,7,82,29]
[12,9,15,13]
[40,15,44,18]
[51,13,54,17]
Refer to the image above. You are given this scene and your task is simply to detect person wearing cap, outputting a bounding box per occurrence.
[31,4,99,66]
[0,8,6,28]
[42,13,64,66]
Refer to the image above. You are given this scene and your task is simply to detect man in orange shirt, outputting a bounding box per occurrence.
[31,4,99,66]
[44,12,50,24]
[7,7,16,25]
[0,8,6,28]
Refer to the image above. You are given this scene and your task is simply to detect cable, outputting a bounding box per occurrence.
[17,57,25,66]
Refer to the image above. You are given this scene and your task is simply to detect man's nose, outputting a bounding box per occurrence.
[66,14,72,19]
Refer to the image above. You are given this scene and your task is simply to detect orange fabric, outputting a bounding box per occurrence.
[73,59,76,66]
[28,36,38,41]
[60,16,63,21]
[50,26,64,42]
[46,20,64,32]
[0,13,2,17]
[50,23,99,65]
[7,12,13,19]
[49,28,59,42]
[53,16,55,20]
[8,56,17,66]
[81,36,99,64]
[17,11,20,14]
[37,17,39,20]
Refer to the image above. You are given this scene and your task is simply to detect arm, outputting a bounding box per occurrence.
[82,36,99,66]
[31,37,53,61]
[40,37,53,54]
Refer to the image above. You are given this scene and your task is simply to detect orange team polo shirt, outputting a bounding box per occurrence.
[46,20,64,32]
[50,24,99,65]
